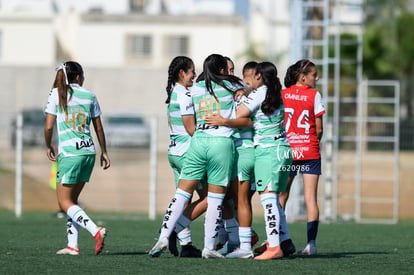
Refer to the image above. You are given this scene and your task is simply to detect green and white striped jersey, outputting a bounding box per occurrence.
[167,83,194,156]
[234,95,254,148]
[191,80,236,137]
[242,85,287,148]
[45,83,101,157]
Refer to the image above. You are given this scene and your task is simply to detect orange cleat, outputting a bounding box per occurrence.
[94,227,107,255]
[254,245,283,260]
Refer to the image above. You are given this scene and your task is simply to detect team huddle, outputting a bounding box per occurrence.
[149,54,325,259]
[44,54,324,259]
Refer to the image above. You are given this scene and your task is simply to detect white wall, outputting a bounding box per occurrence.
[0,16,55,66]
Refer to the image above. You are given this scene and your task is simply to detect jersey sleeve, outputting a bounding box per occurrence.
[314,91,326,117]
[241,90,261,113]
[44,89,58,116]
[91,94,102,118]
[177,87,194,116]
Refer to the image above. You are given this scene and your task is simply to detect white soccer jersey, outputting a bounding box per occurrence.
[234,95,254,148]
[45,83,101,157]
[191,80,236,137]
[167,83,194,156]
[242,85,287,148]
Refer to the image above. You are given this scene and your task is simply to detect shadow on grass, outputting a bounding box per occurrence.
[106,251,149,256]
[286,251,389,259]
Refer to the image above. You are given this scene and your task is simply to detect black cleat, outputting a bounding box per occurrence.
[180,244,202,258]
[280,238,296,257]
[168,231,179,256]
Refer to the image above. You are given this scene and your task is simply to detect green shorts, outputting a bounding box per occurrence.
[168,153,185,188]
[56,154,95,184]
[254,142,292,192]
[235,146,255,184]
[169,152,207,189]
[180,135,234,187]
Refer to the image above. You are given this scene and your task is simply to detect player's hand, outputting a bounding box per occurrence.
[100,152,110,170]
[234,88,247,101]
[204,114,225,126]
[46,146,57,162]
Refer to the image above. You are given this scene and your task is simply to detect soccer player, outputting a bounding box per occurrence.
[206,62,294,260]
[207,61,258,258]
[164,56,204,257]
[149,54,245,259]
[280,59,325,255]
[44,61,110,256]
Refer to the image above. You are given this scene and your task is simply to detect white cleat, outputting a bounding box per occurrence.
[201,247,225,259]
[148,237,169,257]
[56,246,79,255]
[225,248,254,259]
[298,243,317,255]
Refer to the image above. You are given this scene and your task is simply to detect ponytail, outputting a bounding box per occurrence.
[256,62,282,116]
[284,59,314,88]
[165,56,194,104]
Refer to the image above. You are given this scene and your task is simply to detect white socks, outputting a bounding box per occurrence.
[204,192,225,250]
[260,193,280,248]
[67,205,98,236]
[66,217,80,249]
[159,188,192,239]
[175,215,193,245]
[239,226,252,251]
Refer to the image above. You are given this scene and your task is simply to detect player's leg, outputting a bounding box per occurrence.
[299,173,319,255]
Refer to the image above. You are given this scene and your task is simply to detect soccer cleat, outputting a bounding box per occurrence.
[168,231,179,256]
[254,241,268,254]
[215,242,225,251]
[298,242,317,255]
[225,248,254,259]
[94,227,107,255]
[180,244,202,258]
[280,239,296,257]
[148,237,169,257]
[217,242,237,256]
[56,246,79,255]
[201,248,225,259]
[254,245,283,260]
[251,230,259,247]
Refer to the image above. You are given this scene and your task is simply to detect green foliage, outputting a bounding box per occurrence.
[1,211,414,274]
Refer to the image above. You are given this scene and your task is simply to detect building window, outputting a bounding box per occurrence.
[130,0,148,13]
[127,34,152,58]
[166,35,189,57]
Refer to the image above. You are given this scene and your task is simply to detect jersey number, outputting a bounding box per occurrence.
[65,112,87,132]
[285,108,310,134]
[198,98,220,119]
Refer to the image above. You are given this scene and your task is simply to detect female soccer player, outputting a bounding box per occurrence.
[206,62,293,260]
[44,61,110,256]
[164,56,204,257]
[149,53,245,259]
[280,59,325,255]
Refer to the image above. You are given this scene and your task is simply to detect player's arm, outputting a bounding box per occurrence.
[92,116,110,169]
[44,113,57,161]
[315,116,323,141]
[182,114,196,136]
[204,104,252,128]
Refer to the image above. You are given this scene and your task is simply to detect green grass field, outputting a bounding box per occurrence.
[1,210,413,274]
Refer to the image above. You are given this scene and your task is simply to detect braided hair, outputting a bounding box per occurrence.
[165,56,194,104]
[53,61,84,113]
[284,59,315,88]
[256,62,283,116]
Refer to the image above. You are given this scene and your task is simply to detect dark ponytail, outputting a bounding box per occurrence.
[53,61,83,113]
[165,56,194,104]
[256,62,283,116]
[284,59,314,88]
[202,54,243,100]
